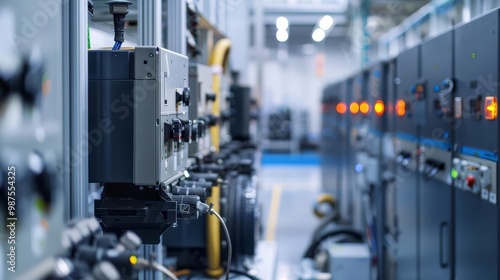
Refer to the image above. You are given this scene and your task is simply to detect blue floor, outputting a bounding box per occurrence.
[261,153,320,166]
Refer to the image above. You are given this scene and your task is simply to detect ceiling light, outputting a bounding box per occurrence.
[319,15,334,30]
[276,16,289,30]
[276,29,289,42]
[312,28,326,42]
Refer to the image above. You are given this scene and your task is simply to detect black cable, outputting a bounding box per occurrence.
[303,229,364,259]
[210,209,231,280]
[229,269,261,280]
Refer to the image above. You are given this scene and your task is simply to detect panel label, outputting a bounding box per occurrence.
[481,189,489,200]
[489,193,497,204]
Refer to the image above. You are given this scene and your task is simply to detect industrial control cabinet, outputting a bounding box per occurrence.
[394,45,421,280]
[419,31,454,279]
[419,30,453,280]
[367,62,391,279]
[321,83,342,201]
[0,1,66,277]
[88,47,190,186]
[383,58,397,280]
[453,9,500,279]
[338,81,351,221]
[349,71,370,231]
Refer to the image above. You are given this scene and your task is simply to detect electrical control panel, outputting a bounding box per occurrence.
[188,64,214,158]
[421,31,454,145]
[453,10,500,279]
[454,9,499,153]
[452,154,497,203]
[395,45,422,136]
[89,47,191,186]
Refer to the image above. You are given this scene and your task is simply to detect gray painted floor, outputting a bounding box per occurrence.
[259,165,321,279]
[184,164,322,280]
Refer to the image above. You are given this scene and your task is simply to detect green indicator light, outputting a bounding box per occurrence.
[471,52,476,59]
[451,169,458,179]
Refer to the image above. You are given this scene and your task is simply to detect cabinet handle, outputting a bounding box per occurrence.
[440,221,449,268]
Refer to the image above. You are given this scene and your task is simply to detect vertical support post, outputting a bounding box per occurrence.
[254,0,265,142]
[138,0,162,46]
[226,0,250,82]
[137,2,165,279]
[462,0,472,22]
[67,0,88,220]
[166,0,187,55]
[360,0,370,66]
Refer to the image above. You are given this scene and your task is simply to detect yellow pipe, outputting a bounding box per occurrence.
[206,38,231,278]
[205,185,224,278]
[209,38,231,152]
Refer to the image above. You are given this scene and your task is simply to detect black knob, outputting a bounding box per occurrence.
[176,87,191,107]
[191,120,199,142]
[206,92,216,102]
[181,120,192,143]
[183,87,190,106]
[206,115,218,127]
[197,119,206,137]
[164,119,183,143]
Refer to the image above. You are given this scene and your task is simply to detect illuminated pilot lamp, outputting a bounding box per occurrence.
[350,102,359,114]
[360,101,370,114]
[485,96,497,120]
[396,99,406,117]
[336,102,347,114]
[374,100,385,116]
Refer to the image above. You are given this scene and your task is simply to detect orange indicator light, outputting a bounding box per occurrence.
[350,102,359,114]
[396,99,406,117]
[374,100,385,116]
[360,101,370,114]
[336,102,347,114]
[485,96,497,120]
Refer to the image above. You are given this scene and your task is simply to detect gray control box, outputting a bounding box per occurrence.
[89,47,190,186]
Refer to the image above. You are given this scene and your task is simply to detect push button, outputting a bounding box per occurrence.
[466,174,475,188]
